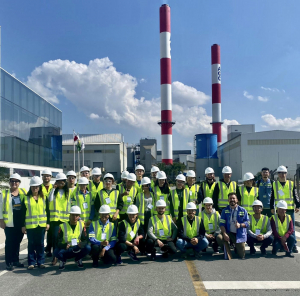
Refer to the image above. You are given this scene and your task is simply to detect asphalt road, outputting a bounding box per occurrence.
[1,226,300,296]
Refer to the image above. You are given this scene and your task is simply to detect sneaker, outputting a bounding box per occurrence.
[6,263,14,271]
[162,252,169,258]
[39,264,46,269]
[13,262,24,268]
[292,246,299,253]
[250,247,256,255]
[76,259,84,268]
[27,265,34,270]
[58,261,65,270]
[272,249,277,256]
[128,251,139,262]
[92,261,99,268]
[260,247,267,256]
[116,256,123,265]
[194,251,202,259]
[285,252,294,258]
[150,250,156,261]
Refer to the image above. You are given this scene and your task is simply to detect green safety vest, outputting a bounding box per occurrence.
[99,189,119,217]
[185,184,199,203]
[250,215,268,235]
[201,211,220,234]
[135,192,154,224]
[120,219,140,242]
[49,189,71,222]
[150,215,172,240]
[89,220,116,242]
[71,188,94,222]
[24,195,47,229]
[153,186,170,215]
[218,181,237,208]
[239,186,258,215]
[272,214,291,237]
[134,181,143,194]
[171,188,189,219]
[90,181,104,195]
[201,181,216,199]
[41,184,53,198]
[182,216,202,239]
[150,180,156,191]
[273,181,294,210]
[120,187,137,215]
[61,221,84,244]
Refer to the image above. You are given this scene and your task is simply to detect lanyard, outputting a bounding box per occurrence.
[231,208,237,223]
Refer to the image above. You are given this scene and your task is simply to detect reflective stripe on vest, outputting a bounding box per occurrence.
[250,215,268,234]
[182,216,201,239]
[136,193,145,224]
[218,181,236,208]
[274,181,294,209]
[186,184,199,202]
[151,215,172,239]
[240,186,258,214]
[171,189,189,219]
[25,196,47,228]
[153,186,170,215]
[202,182,216,199]
[99,190,118,213]
[91,220,114,241]
[2,190,9,222]
[49,189,70,222]
[75,189,93,220]
[201,211,218,234]
[62,221,84,244]
[122,219,140,241]
[120,187,136,214]
[273,214,290,237]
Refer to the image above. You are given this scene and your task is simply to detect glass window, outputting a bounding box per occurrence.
[27,92,34,114]
[13,104,21,138]
[20,139,28,164]
[3,135,13,162]
[27,142,34,165]
[20,85,28,110]
[33,144,40,165]
[4,73,12,102]
[1,99,14,135]
[34,94,40,116]
[13,138,21,164]
[13,80,20,106]
[44,102,50,122]
[1,70,5,98]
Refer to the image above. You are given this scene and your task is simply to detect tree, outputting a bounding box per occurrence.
[0,166,10,190]
[157,162,186,184]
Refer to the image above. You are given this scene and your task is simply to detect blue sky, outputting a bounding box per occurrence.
[1,0,300,150]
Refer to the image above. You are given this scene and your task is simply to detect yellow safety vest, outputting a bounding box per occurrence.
[185,184,199,203]
[89,220,116,242]
[99,189,119,217]
[218,181,237,208]
[41,184,53,198]
[273,181,294,210]
[90,181,104,195]
[120,187,137,215]
[61,221,84,244]
[135,192,154,224]
[120,219,140,241]
[150,215,172,240]
[71,188,94,222]
[201,211,220,234]
[153,186,170,215]
[201,181,216,199]
[170,189,189,219]
[182,216,202,239]
[134,181,143,194]
[250,215,268,235]
[24,195,47,229]
[272,214,291,237]
[49,189,71,222]
[239,186,258,215]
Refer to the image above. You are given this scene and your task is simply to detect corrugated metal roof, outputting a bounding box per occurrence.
[63,134,123,144]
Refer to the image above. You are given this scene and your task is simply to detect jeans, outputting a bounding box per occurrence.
[146,239,177,254]
[4,226,24,265]
[176,237,209,253]
[50,221,63,257]
[273,235,296,253]
[289,211,297,247]
[26,226,45,266]
[115,238,146,257]
[247,235,273,250]
[54,245,91,263]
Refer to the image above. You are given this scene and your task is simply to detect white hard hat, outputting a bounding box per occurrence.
[99,205,111,214]
[203,197,213,204]
[243,172,255,181]
[252,200,263,208]
[186,170,196,178]
[156,171,167,180]
[29,176,42,187]
[276,200,287,210]
[156,199,166,207]
[80,166,90,173]
[151,166,160,173]
[127,173,137,182]
[121,171,129,179]
[277,165,287,173]
[135,165,145,171]
[127,205,138,214]
[141,177,151,186]
[222,166,232,174]
[41,169,52,176]
[186,202,197,210]
[56,173,67,181]
[92,167,102,175]
[205,167,215,174]
[69,205,81,215]
[104,173,114,180]
[66,170,76,177]
[78,177,89,185]
[10,173,22,182]
[176,174,186,182]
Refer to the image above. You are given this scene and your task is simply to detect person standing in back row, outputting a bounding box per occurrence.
[200,167,216,200]
[185,170,203,214]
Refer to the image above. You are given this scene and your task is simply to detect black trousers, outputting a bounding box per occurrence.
[115,238,146,256]
[45,227,52,253]
[91,244,117,264]
[4,226,24,265]
[146,239,177,254]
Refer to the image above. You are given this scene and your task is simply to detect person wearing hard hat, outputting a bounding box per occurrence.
[94,173,121,222]
[119,173,138,221]
[66,170,77,194]
[270,200,296,257]
[71,177,95,226]
[90,167,104,196]
[170,174,190,224]
[218,192,250,259]
[116,205,145,263]
[117,171,129,191]
[54,206,91,270]
[150,166,160,190]
[200,167,216,200]
[134,165,145,193]
[152,171,171,216]
[21,176,49,269]
[41,169,53,258]
[185,170,203,210]
[256,167,273,218]
[47,173,71,265]
[212,166,237,213]
[146,200,177,260]
[270,165,300,254]
[0,173,27,270]
[237,172,258,216]
[77,166,92,190]
[89,205,117,267]
[176,202,208,259]
[201,197,221,254]
[246,200,273,256]
[134,177,154,232]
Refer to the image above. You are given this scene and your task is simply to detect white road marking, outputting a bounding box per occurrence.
[295,230,300,238]
[0,270,8,277]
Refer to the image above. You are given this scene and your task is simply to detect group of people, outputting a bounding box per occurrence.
[0,163,299,271]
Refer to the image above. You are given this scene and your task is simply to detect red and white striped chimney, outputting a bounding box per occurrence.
[159,4,174,164]
[211,44,222,146]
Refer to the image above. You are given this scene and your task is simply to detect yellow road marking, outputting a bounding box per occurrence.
[185,260,209,296]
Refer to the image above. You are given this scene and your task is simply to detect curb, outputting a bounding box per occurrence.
[296,221,300,227]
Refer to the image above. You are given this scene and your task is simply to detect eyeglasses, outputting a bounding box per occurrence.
[10,180,20,183]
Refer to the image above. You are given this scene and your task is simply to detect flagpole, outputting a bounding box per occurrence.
[82,137,84,166]
[78,149,80,174]
[73,139,75,171]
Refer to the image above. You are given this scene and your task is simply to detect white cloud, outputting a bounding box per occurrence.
[257,96,269,102]
[243,91,254,100]
[89,113,100,119]
[261,86,280,92]
[139,78,146,83]
[261,114,300,131]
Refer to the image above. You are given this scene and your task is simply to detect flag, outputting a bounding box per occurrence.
[73,131,78,142]
[76,135,82,151]
[81,138,85,151]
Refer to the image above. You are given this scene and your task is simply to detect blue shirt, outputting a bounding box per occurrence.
[257,179,273,209]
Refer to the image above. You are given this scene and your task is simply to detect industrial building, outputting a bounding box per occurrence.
[62,134,126,180]
[0,68,63,188]
[157,149,195,170]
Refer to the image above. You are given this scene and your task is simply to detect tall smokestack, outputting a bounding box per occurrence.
[211,44,222,146]
[159,4,174,165]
